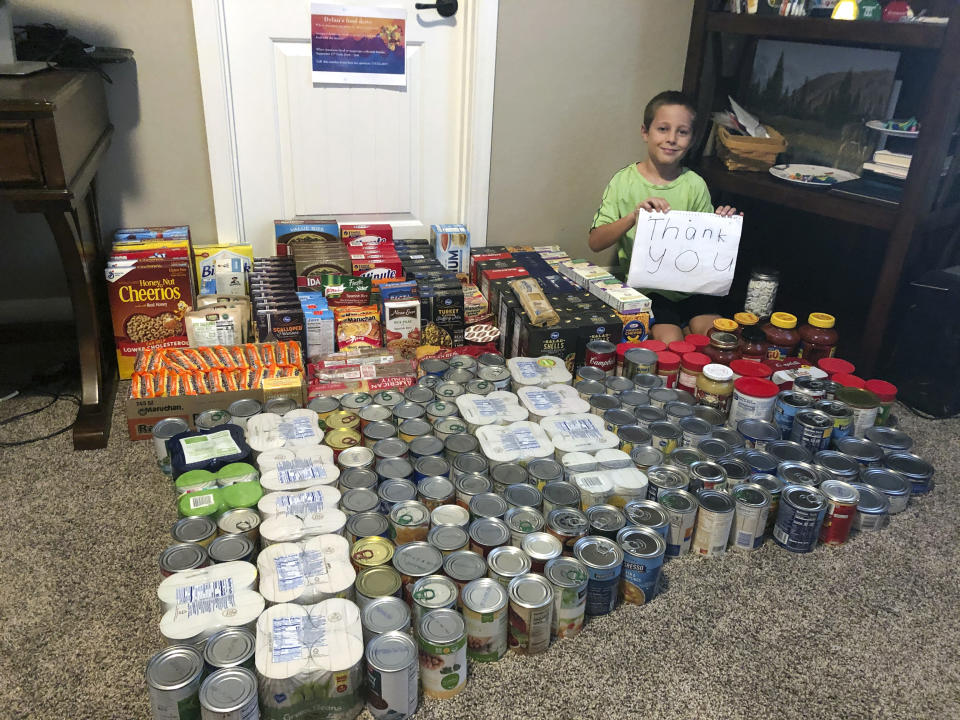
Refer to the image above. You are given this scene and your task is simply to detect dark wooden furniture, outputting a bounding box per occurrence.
[0,69,116,449]
[682,1,960,375]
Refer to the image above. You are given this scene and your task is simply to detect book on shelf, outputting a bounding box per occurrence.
[872,150,912,169]
[862,162,909,180]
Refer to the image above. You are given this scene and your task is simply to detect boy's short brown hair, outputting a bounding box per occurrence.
[643,91,697,130]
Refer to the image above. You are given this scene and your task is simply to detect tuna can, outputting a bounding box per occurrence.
[859,468,911,513]
[766,439,813,465]
[634,405,667,430]
[504,483,542,510]
[630,445,664,471]
[217,508,261,545]
[737,419,781,450]
[491,462,529,493]
[691,490,735,557]
[399,418,435,443]
[468,517,511,557]
[603,408,637,434]
[338,445,376,472]
[616,525,665,604]
[504,506,545,546]
[585,504,627,540]
[541,481,581,514]
[420,358,450,377]
[544,556,588,639]
[365,631,419,720]
[834,436,884,468]
[263,397,297,415]
[418,476,456,511]
[431,503,470,531]
[172,515,218,547]
[545,507,589,554]
[573,535,623,616]
[887,449,935,497]
[585,340,617,375]
[678,416,713,448]
[418,609,467,699]
[772,485,827,553]
[477,364,511,390]
[372,390,404,411]
[813,450,861,483]
[374,438,410,462]
[363,420,398,448]
[392,542,444,603]
[522,532,563,573]
[195,409,232,432]
[359,403,394,429]
[575,379,607,401]
[345,512,391,545]
[528,458,564,489]
[664,401,695,423]
[697,438,732,462]
[455,473,493,509]
[812,399,854,441]
[789,409,834,452]
[362,596,411,646]
[659,488,699,557]
[863,426,913,456]
[159,543,210,577]
[487,545,532,587]
[729,483,771,551]
[718,457,752,484]
[618,390,649,413]
[773,390,813,437]
[351,536,395,572]
[389,500,431,545]
[469,492,509,521]
[207,534,256,564]
[442,550,488,598]
[461,577,509,662]
[355,566,403,609]
[589,393,620,416]
[646,465,689,500]
[466,379,495,396]
[411,575,459,637]
[577,365,607,383]
[427,524,469,555]
[404,386,435,406]
[146,644,204,719]
[623,499,670,539]
[198,667,258,719]
[444,433,480,461]
[204,628,256,671]
[834,387,880,437]
[605,376,634,395]
[153,418,191,476]
[624,347,658,378]
[507,573,554,654]
[649,421,682,455]
[648,388,679,409]
[818,479,860,545]
[688,461,727,493]
[453,452,489,481]
[433,384,465,403]
[850,482,891,531]
[777,460,821,488]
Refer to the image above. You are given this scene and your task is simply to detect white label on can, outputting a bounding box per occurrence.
[271,617,304,663]
[500,428,540,453]
[577,474,606,489]
[851,406,879,438]
[279,417,316,440]
[275,554,305,591]
[691,509,734,557]
[275,490,325,515]
[175,578,235,618]
[189,494,216,510]
[301,549,328,579]
[179,430,240,464]
[464,604,507,662]
[729,390,777,425]
[277,459,328,484]
[730,504,769,550]
[472,398,508,417]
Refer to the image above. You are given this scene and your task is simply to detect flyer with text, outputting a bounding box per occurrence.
[311,4,406,86]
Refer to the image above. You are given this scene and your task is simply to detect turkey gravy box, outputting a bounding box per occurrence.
[431,224,470,275]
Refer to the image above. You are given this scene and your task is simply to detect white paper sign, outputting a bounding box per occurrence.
[627,211,742,296]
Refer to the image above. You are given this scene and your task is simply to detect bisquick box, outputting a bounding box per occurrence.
[431,223,470,274]
[194,244,254,296]
[274,220,339,256]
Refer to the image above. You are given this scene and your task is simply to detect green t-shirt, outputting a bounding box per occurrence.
[591,164,714,302]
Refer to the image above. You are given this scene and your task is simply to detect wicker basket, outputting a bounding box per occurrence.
[715,124,787,172]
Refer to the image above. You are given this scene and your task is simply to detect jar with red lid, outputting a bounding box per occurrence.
[832,373,865,389]
[702,331,740,366]
[639,339,666,353]
[729,358,772,381]
[676,352,710,394]
[864,379,897,426]
[655,351,681,388]
[668,340,695,356]
[761,312,800,360]
[733,311,759,330]
[798,313,839,365]
[818,357,855,378]
[739,326,768,361]
[707,318,739,339]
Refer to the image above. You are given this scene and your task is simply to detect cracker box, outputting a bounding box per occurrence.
[431,224,470,274]
[274,220,339,256]
[340,223,393,244]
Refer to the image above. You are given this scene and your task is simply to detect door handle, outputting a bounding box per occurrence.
[415,0,458,17]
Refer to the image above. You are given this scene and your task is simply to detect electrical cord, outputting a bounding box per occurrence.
[0,377,81,447]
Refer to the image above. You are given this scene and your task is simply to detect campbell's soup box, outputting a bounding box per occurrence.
[274,219,339,256]
[431,223,470,275]
[106,258,194,378]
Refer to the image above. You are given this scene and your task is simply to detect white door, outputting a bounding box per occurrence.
[193,0,497,256]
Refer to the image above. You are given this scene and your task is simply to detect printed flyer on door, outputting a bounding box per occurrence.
[310,3,406,86]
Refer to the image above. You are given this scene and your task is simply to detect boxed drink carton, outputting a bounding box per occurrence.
[431,224,470,274]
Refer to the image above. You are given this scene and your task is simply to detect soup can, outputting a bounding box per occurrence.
[658,488,699,557]
[355,566,403,610]
[465,379,495,396]
[616,525,665,604]
[584,504,626,540]
[203,627,256,672]
[691,490,735,557]
[361,596,411,646]
[585,340,617,375]
[365,631,419,720]
[427,524,469,555]
[729,483,771,551]
[152,417,190,476]
[545,507,589,554]
[461,577,509,662]
[776,460,821,488]
[664,401,695,424]
[198,667,258,720]
[883,452,935,495]
[411,575,460,638]
[572,536,622,616]
[544,556,588,639]
[376,457,414,485]
[773,390,813,437]
[850,482,891,532]
[818,479,860,546]
[147,645,204,719]
[737,419,781,450]
[418,609,467,699]
[623,499,669,539]
[389,500,431,545]
[772,485,827,553]
[789,409,834,452]
[507,574,554,654]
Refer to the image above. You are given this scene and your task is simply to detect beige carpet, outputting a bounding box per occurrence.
[0,382,957,720]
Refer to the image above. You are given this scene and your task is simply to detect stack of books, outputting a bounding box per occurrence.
[862,150,911,181]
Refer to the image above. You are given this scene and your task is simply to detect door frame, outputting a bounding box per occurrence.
[191,0,499,248]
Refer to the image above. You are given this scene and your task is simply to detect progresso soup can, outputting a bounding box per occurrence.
[572,535,623,616]
[616,525,665,605]
[773,485,827,553]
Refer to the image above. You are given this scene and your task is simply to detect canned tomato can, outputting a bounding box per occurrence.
[833,436,884,468]
[487,545,532,587]
[207,534,256,564]
[585,340,617,376]
[411,575,459,637]
[616,525,665,604]
[729,483,771,551]
[153,418,190,476]
[198,667,258,720]
[572,535,622,616]
[648,421,682,455]
[658,488,698,557]
[418,476,456,511]
[365,631,419,720]
[389,500,431,545]
[468,517,511,557]
[363,420,398,448]
[418,609,467,699]
[818,479,860,545]
[146,644,204,719]
[859,468,910,513]
[545,507,589,554]
[773,485,827,553]
[691,490,735,557]
[172,515,218,547]
[773,390,813,437]
[203,628,256,672]
[522,532,563,573]
[544,556,588,639]
[504,483,542,510]
[359,403,393,429]
[813,399,854,440]
[504,507,545,546]
[883,452,935,495]
[507,573,554,654]
[362,596,411,647]
[630,445,664,471]
[351,535,395,572]
[461,577,509,662]
[678,416,713,448]
[585,504,626,540]
[427,524,469,555]
[789,409,833,452]
[442,550,487,599]
[623,499,670,538]
[431,503,471,531]
[355,565,403,610]
[850,482,891,532]
[737,419,781,450]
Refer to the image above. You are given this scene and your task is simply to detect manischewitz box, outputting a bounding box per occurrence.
[274,220,339,256]
[431,224,470,274]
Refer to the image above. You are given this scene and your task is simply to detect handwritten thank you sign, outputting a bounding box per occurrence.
[627,211,743,296]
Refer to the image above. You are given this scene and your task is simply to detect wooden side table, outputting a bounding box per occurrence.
[0,69,116,449]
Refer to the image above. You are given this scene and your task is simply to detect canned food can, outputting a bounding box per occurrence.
[198,667,258,719]
[478,365,511,390]
[351,535,395,572]
[585,340,617,375]
[736,419,781,450]
[159,543,210,577]
[589,393,620,416]
[813,450,861,483]
[411,575,459,637]
[359,403,394,429]
[648,421,682,455]
[326,410,361,432]
[418,609,467,698]
[444,433,480,461]
[204,628,256,671]
[729,483,771,551]
[527,458,563,490]
[504,506,546,546]
[575,379,607,401]
[207,534,256,564]
[146,645,204,719]
[153,418,190,476]
[345,512,391,546]
[630,445,664,471]
[616,390,648,414]
[883,452,934,495]
[341,487,381,517]
[615,425,650,456]
[172,515,218,547]
[544,556,588,639]
[664,401,695,424]
[818,479,860,545]
[195,409,232,432]
[521,532,563,574]
[363,420,398,449]
[858,468,910,513]
[504,483,542,510]
[850,482,891,531]
[371,390,404,410]
[576,365,607,383]
[623,499,669,538]
[263,396,298,415]
[834,387,880,437]
[507,574,554,654]
[863,426,913,456]
[392,542,444,603]
[468,517,511,557]
[645,465,689,500]
[399,418,435,443]
[749,473,784,530]
[453,452,489,482]
[455,473,493,510]
[616,526,665,604]
[432,385,464,404]
[361,596,412,646]
[420,358,450,377]
[373,438,410,463]
[427,524,469,555]
[418,475,456,511]
[487,545,532,587]
[461,577,509,662]
[431,503,471,531]
[469,492,509,521]
[338,445,376,471]
[404,386,436,406]
[772,485,827,553]
[664,447,705,477]
[307,396,339,427]
[541,481,582,515]
[365,631,419,720]
[340,469,379,494]
[545,507,589,554]
[789,409,834,452]
[217,508,261,545]
[377,458,414,485]
[691,490,735,557]
[833,436,884,468]
[477,352,505,368]
[605,376,634,395]
[325,428,362,462]
[658,488,698,557]
[355,566,403,610]
[585,504,627,540]
[773,391,813,437]
[766,440,813,465]
[688,460,728,493]
[389,501,431,545]
[572,536,622,616]
[624,347,658,378]
[442,550,487,597]
[678,416,713,448]
[491,462,529,494]
[603,408,636,435]
[697,438,732,462]
[465,379,495,396]
[776,460,821,488]
[648,388,679,409]
[813,399,854,441]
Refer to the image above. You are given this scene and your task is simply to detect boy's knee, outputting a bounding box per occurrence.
[651,323,684,345]
[687,314,720,336]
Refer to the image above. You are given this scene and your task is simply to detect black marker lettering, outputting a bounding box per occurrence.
[646,217,664,243]
[676,250,699,272]
[661,220,679,241]
[647,245,667,274]
[685,226,698,241]
[713,253,734,272]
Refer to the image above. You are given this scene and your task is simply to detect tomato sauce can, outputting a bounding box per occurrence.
[658,488,699,557]
[691,490,735,557]
[616,526,665,604]
[773,485,827,553]
[507,573,554,654]
[585,340,617,376]
[729,483,771,551]
[461,577,509,662]
[818,479,860,545]
[544,556,588,639]
[365,631,419,720]
[572,535,623,616]
[418,609,467,699]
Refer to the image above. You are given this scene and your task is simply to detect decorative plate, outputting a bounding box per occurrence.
[769,164,859,187]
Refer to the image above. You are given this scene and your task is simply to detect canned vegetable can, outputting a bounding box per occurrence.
[418,609,467,699]
[146,644,204,720]
[544,556,588,639]
[691,490,735,557]
[773,485,827,553]
[365,631,419,720]
[462,578,509,662]
[507,573,554,654]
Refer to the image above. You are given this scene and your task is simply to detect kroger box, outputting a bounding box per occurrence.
[431,224,470,274]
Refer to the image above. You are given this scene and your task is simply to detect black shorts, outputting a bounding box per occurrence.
[650,292,728,328]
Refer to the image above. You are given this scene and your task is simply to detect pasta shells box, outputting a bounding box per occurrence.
[517,318,580,373]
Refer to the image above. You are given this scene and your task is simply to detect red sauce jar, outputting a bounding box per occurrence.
[818,357,855,378]
[729,358,772,381]
[639,339,666,353]
[733,311,759,331]
[798,313,839,365]
[655,351,681,388]
[832,373,865,389]
[702,331,740,367]
[676,351,710,394]
[761,312,800,360]
[707,318,739,339]
[685,334,711,353]
[668,341,695,356]
[739,326,768,361]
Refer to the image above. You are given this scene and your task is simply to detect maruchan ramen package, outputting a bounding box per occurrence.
[334,305,382,353]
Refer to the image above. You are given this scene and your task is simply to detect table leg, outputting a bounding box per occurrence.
[42,186,117,450]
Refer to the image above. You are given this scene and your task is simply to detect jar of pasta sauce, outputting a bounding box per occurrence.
[676,352,709,394]
[703,332,739,367]
[739,326,768,361]
[798,313,838,365]
[708,318,739,339]
[655,351,681,389]
[695,364,735,415]
[762,312,800,360]
[733,312,759,331]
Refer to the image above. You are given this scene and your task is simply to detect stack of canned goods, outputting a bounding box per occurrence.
[146,348,936,720]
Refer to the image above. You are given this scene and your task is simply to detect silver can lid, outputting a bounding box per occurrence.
[576,379,607,397]
[419,608,464,645]
[228,398,262,418]
[649,388,679,406]
[307,396,339,414]
[618,425,652,447]
[690,460,727,484]
[152,417,190,441]
[203,628,256,670]
[432,503,471,528]
[346,511,390,539]
[469,492,509,519]
[264,397,297,414]
[339,468,378,491]
[454,452,489,476]
[521,531,563,560]
[719,457,753,481]
[604,408,637,428]
[171,515,217,544]
[860,468,911,496]
[696,489,735,514]
[589,394,621,412]
[618,390,649,408]
[478,352,505,367]
[420,358,450,374]
[195,409,232,430]
[400,418,434,438]
[404,386,435,405]
[433,384,465,401]
[647,465,688,491]
[199,667,257,714]
[159,543,208,574]
[541,481,580,508]
[776,390,813,411]
[410,435,445,458]
[487,545,532,578]
[624,347,659,366]
[649,421,682,440]
[658,488,698,514]
[577,365,608,383]
[376,457,414,481]
[363,420,397,442]
[504,507,545,534]
[585,504,626,532]
[419,475,455,501]
[782,484,826,512]
[814,450,861,478]
[417,374,440,389]
[605,376,635,394]
[443,549,487,582]
[466,378,495,395]
[462,577,508,614]
[850,482,891,515]
[632,373,664,390]
[379,479,418,504]
[427,524,468,552]
[415,455,450,478]
[412,574,459,609]
[616,525,666,559]
[624,499,669,528]
[372,390,404,408]
[743,449,779,474]
[737,419,781,443]
[819,479,860,505]
[207,534,254,564]
[504,483,542,508]
[834,437,885,464]
[492,462,528,486]
[338,445,376,469]
[389,500,430,528]
[445,433,479,455]
[456,473,493,497]
[667,447,706,469]
[392,541,442,577]
[366,630,417,672]
[508,573,554,609]
[342,487,380,513]
[864,426,913,453]
[691,405,725,427]
[678,416,713,436]
[544,556,588,588]
[665,402,695,421]
[698,438,733,462]
[749,473,784,496]
[573,534,623,569]
[217,508,260,536]
[373,438,410,461]
[394,401,427,420]
[527,458,563,483]
[731,482,772,508]
[711,427,746,448]
[362,596,411,635]
[794,409,833,431]
[468,517,511,546]
[630,445,664,468]
[778,461,821,487]
[635,406,667,424]
[146,645,203,691]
